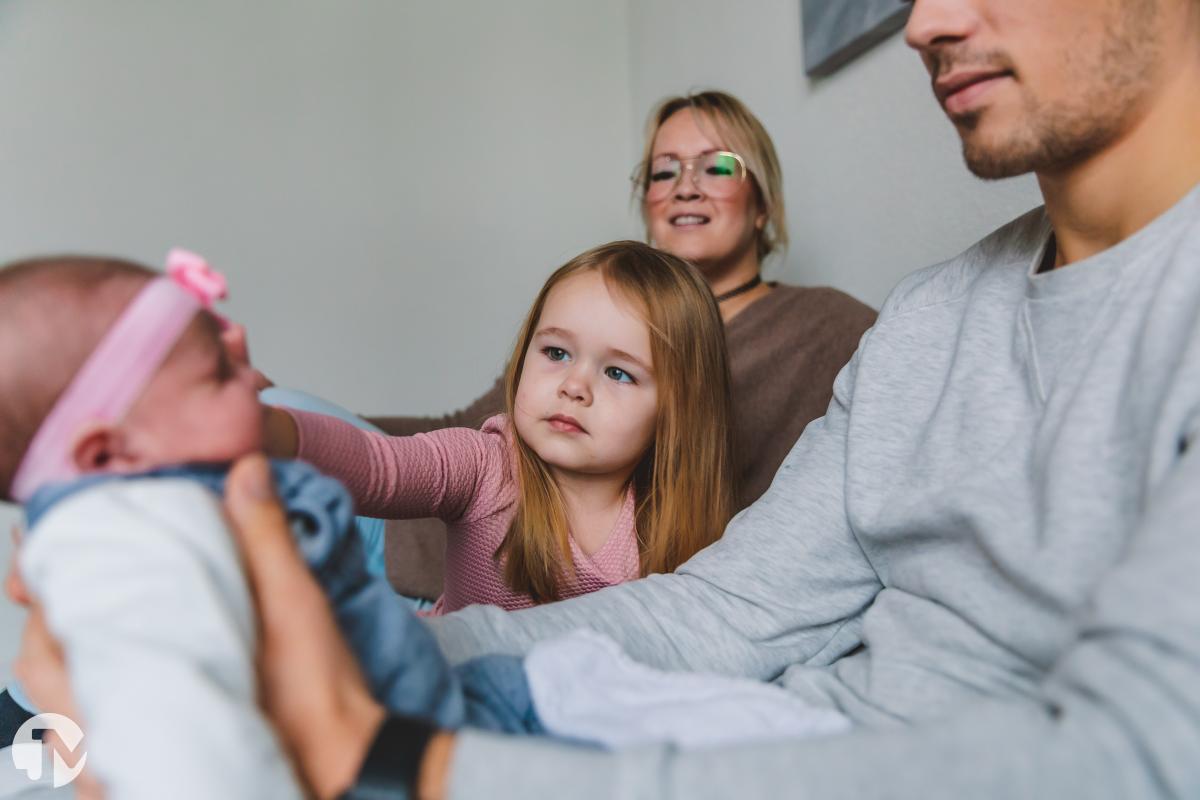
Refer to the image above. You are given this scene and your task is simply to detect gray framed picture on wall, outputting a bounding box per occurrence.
[802,0,912,77]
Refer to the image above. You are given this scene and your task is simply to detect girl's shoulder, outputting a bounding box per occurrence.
[478,412,514,440]
[415,412,513,454]
[418,413,519,525]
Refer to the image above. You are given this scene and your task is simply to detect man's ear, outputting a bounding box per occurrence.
[70,422,148,475]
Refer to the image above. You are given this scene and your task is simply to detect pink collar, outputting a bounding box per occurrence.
[11,249,227,503]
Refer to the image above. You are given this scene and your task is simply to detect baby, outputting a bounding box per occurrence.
[0,253,511,800]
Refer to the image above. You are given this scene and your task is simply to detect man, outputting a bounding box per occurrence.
[15,0,1200,797]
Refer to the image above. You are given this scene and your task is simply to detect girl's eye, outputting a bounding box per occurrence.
[605,366,635,384]
[542,346,569,362]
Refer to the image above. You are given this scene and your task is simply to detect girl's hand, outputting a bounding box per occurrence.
[262,405,300,459]
[223,454,384,799]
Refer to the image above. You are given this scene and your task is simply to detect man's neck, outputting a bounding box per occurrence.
[1038,60,1200,268]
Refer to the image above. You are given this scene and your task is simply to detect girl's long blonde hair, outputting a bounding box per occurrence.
[496,241,736,603]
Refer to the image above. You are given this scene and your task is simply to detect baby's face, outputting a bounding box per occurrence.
[120,312,264,469]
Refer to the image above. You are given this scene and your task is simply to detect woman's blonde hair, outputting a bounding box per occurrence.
[497,240,736,602]
[635,90,788,264]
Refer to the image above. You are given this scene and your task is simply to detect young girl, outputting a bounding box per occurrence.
[266,240,736,613]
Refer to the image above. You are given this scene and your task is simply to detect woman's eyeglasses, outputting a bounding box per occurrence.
[632,151,749,201]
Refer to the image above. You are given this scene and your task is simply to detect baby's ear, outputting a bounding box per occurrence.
[70,423,145,475]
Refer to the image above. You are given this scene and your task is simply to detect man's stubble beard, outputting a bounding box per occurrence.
[958,0,1161,180]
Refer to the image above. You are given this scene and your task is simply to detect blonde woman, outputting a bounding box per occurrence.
[374,91,875,599]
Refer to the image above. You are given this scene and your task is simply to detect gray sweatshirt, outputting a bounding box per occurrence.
[429,186,1200,799]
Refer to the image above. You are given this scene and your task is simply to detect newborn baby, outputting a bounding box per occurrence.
[0,253,470,800]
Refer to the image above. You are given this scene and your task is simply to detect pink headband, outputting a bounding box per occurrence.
[10,249,228,503]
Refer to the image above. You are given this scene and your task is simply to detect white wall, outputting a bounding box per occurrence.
[629,0,1042,306]
[0,0,636,415]
[0,0,635,688]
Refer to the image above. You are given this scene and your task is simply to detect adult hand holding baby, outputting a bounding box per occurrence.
[8,457,450,800]
[223,453,384,798]
[223,454,456,800]
[7,539,105,800]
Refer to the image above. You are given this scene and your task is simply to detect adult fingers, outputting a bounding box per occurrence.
[224,453,384,800]
[5,525,29,606]
[14,605,73,717]
[223,454,309,606]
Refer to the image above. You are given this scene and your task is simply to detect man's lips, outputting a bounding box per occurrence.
[935,69,1013,115]
[547,414,586,434]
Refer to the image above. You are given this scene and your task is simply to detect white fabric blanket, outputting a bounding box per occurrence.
[525,630,851,750]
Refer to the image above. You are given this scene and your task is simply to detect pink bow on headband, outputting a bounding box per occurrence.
[167,248,229,327]
[167,248,228,309]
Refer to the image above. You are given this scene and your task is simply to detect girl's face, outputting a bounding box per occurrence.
[513,270,658,483]
[643,110,765,274]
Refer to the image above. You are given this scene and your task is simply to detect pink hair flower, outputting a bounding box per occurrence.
[167,248,228,309]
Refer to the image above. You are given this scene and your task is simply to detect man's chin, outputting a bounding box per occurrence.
[963,148,1034,180]
[958,128,1040,180]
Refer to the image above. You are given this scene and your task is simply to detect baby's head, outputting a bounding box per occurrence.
[0,255,263,503]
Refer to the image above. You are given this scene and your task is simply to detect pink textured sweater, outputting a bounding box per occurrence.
[288,411,640,614]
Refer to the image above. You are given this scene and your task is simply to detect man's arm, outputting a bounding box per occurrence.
[441,415,1200,799]
[430,343,883,680]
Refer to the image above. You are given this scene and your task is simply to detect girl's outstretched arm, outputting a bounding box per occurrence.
[279,409,511,523]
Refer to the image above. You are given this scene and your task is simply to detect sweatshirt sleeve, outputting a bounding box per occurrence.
[429,341,883,681]
[445,411,1200,799]
[289,409,511,523]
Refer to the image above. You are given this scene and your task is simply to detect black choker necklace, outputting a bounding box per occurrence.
[713,274,762,303]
